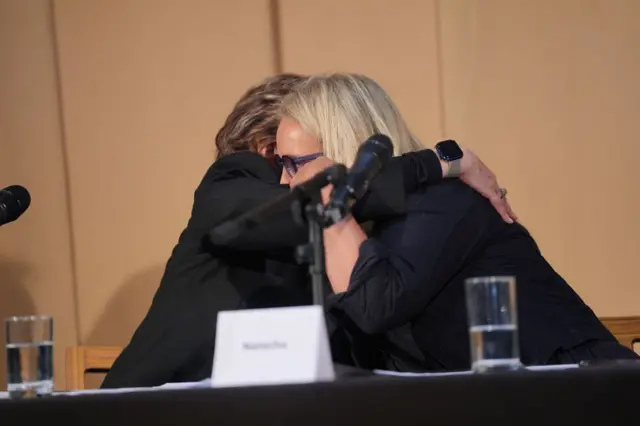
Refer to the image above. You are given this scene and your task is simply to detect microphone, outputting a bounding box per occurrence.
[324,134,394,225]
[0,185,31,226]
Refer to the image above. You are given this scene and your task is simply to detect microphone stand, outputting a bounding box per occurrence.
[292,192,327,306]
[208,163,346,307]
[290,165,346,306]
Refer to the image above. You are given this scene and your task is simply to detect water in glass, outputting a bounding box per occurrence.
[465,276,522,373]
[5,315,53,398]
[6,340,54,398]
[469,324,520,372]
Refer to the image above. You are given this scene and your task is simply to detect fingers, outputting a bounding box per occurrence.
[489,179,516,224]
[505,201,518,222]
[456,158,517,224]
[490,197,514,224]
[489,191,518,224]
[494,184,518,223]
[489,185,513,224]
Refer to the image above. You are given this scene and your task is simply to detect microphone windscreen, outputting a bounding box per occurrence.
[0,185,31,224]
[363,134,394,162]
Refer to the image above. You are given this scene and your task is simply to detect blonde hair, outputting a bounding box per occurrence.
[279,73,423,166]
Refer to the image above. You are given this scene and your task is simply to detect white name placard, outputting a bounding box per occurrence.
[211,305,335,387]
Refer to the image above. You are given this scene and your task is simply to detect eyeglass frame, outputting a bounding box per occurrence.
[275,152,323,177]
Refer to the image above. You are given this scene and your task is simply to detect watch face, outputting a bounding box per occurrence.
[436,140,463,162]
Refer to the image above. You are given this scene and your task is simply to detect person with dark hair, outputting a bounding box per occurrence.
[214,74,304,159]
[101,74,515,388]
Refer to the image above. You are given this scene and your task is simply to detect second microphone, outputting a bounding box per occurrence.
[324,134,394,226]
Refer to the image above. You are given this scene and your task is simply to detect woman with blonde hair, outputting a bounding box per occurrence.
[103,72,518,388]
[276,73,636,371]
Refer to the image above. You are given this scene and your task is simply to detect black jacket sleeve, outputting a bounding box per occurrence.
[204,150,443,255]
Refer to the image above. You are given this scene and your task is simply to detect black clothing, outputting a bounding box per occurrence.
[102,150,442,388]
[330,180,635,371]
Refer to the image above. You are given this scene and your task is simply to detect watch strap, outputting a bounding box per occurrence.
[447,159,461,178]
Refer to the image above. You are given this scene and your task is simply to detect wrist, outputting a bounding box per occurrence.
[457,146,471,177]
[433,148,460,178]
[439,158,450,178]
[434,140,464,178]
[324,215,360,239]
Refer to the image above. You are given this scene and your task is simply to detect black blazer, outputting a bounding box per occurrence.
[330,180,616,371]
[101,151,427,388]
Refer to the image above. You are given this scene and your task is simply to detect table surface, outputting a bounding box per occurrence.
[1,366,639,426]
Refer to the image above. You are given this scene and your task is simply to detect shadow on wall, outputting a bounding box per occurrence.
[85,264,165,348]
[0,257,36,389]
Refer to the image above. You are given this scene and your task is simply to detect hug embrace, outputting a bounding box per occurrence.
[102,73,637,389]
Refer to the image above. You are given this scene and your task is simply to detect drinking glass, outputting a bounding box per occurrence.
[465,276,521,373]
[5,316,53,398]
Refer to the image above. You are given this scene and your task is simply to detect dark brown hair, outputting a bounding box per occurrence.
[214,73,308,159]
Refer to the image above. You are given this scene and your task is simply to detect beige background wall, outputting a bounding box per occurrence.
[0,0,638,389]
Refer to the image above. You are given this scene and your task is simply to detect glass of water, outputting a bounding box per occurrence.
[5,315,54,398]
[465,276,521,373]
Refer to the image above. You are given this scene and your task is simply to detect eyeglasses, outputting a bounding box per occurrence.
[275,153,323,177]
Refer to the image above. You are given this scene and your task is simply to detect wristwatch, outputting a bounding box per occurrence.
[435,140,463,178]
